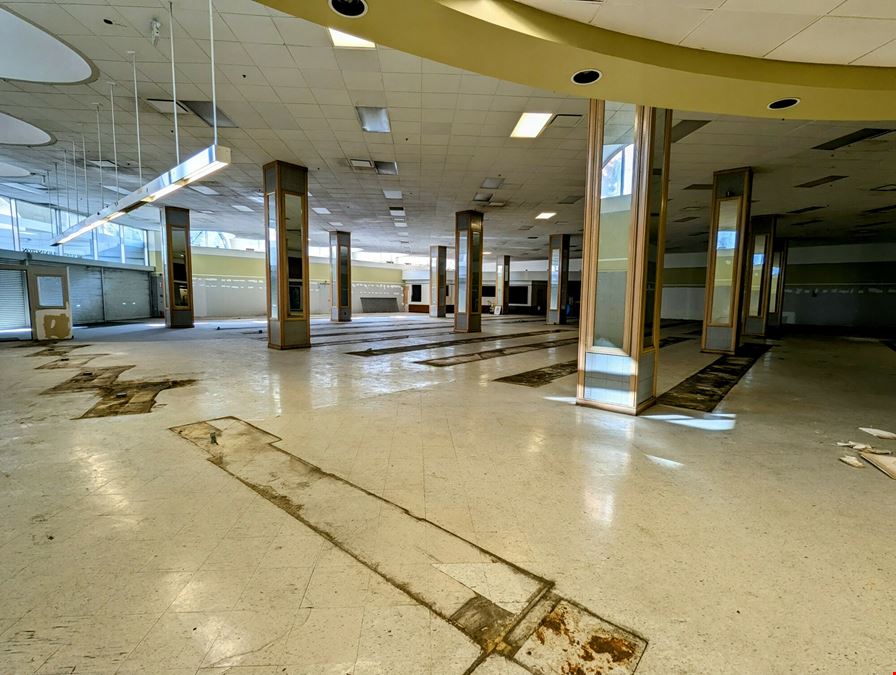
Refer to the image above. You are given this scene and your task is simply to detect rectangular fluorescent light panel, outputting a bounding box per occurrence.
[328,28,375,49]
[232,204,252,212]
[312,207,332,215]
[189,184,219,195]
[375,160,398,175]
[510,112,552,138]
[787,205,824,214]
[88,159,118,169]
[481,177,504,189]
[394,221,407,227]
[383,189,402,199]
[473,192,493,202]
[812,128,893,151]
[247,195,265,204]
[350,158,374,168]
[389,207,406,217]
[357,106,391,133]
[535,212,556,219]
[796,175,847,188]
[54,144,230,245]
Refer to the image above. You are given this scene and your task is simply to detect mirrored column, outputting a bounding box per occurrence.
[160,205,193,329]
[454,210,483,333]
[547,235,570,324]
[701,167,753,354]
[494,255,510,315]
[429,245,447,318]
[263,160,310,349]
[330,231,351,322]
[766,239,789,334]
[577,101,671,415]
[743,215,776,337]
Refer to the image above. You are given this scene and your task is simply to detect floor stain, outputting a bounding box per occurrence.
[24,344,91,358]
[347,328,574,357]
[418,337,578,368]
[655,342,772,412]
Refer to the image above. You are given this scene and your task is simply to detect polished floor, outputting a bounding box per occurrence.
[0,315,894,674]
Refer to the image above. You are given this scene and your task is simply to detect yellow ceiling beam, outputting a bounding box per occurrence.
[260,0,896,121]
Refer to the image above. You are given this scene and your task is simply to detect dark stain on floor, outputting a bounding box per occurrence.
[24,344,91,358]
[418,337,579,367]
[347,328,574,357]
[655,342,772,412]
[35,354,108,370]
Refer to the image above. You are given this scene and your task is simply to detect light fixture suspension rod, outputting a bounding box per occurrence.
[62,150,70,213]
[208,0,218,145]
[169,1,180,164]
[109,82,119,194]
[129,51,143,183]
[71,141,79,214]
[81,134,89,213]
[94,103,104,208]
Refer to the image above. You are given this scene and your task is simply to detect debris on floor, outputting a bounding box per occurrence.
[860,452,896,480]
[839,455,865,468]
[859,427,896,440]
[836,440,890,453]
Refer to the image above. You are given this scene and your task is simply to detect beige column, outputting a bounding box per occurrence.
[429,245,447,318]
[547,234,570,324]
[454,210,483,333]
[330,231,351,322]
[743,214,776,337]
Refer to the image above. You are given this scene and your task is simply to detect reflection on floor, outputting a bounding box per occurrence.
[1,315,894,674]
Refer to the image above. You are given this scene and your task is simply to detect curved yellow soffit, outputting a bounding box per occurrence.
[261,0,896,121]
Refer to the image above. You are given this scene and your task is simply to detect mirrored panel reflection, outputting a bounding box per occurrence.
[170,228,189,308]
[267,193,278,321]
[710,197,741,325]
[285,193,303,316]
[748,233,767,316]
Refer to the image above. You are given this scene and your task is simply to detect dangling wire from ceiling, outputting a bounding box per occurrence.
[93,103,104,208]
[168,1,180,164]
[108,82,120,196]
[128,50,143,183]
[208,0,218,146]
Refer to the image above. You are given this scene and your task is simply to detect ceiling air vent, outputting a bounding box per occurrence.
[684,183,713,190]
[182,101,237,128]
[795,175,847,188]
[787,205,825,214]
[549,114,582,128]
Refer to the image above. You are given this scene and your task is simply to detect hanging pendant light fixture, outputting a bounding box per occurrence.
[54,0,230,246]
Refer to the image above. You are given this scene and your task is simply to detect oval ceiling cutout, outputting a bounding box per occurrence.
[0,8,94,83]
[0,162,30,178]
[0,112,53,146]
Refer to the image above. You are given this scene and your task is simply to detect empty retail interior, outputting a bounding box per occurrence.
[0,1,895,674]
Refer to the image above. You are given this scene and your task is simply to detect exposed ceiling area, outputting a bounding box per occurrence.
[517,0,896,66]
[0,0,894,259]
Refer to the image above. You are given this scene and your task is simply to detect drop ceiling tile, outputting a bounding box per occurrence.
[680,10,815,57]
[590,4,712,44]
[342,71,384,91]
[221,13,281,44]
[851,38,896,65]
[273,16,330,45]
[766,16,896,63]
[830,0,896,18]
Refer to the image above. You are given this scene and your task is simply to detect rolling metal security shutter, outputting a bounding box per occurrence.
[0,269,29,329]
[69,266,104,324]
[101,268,151,321]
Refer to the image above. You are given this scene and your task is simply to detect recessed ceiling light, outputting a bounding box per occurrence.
[481,177,504,189]
[571,69,602,85]
[329,221,344,227]
[200,210,214,214]
[389,207,406,217]
[328,28,374,49]
[357,106,391,133]
[145,98,190,114]
[767,97,800,111]
[329,0,368,18]
[535,212,556,220]
[247,195,264,204]
[488,202,506,207]
[795,175,847,188]
[473,192,492,202]
[312,207,332,215]
[511,112,552,138]
[350,158,374,169]
[231,204,252,212]
[383,189,402,199]
[88,159,118,168]
[394,222,407,227]
[189,184,219,195]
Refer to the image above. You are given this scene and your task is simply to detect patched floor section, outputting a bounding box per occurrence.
[655,342,772,412]
[419,338,579,368]
[347,328,573,357]
[171,416,647,674]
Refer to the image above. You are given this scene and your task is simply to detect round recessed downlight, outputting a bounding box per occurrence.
[571,69,602,85]
[329,0,368,18]
[767,97,800,111]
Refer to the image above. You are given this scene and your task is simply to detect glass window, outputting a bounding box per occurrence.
[709,198,741,325]
[58,210,95,259]
[123,226,147,265]
[747,234,767,316]
[642,108,668,345]
[0,197,14,250]
[96,222,123,262]
[593,103,636,350]
[36,275,64,307]
[15,201,55,252]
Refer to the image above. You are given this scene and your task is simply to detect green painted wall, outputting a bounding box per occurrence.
[181,250,404,283]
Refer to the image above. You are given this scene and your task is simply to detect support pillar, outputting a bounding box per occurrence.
[766,239,789,334]
[454,210,483,333]
[547,235,570,324]
[742,214,776,337]
[577,101,671,415]
[330,230,351,322]
[161,205,193,328]
[263,160,310,349]
[494,255,510,315]
[429,245,447,318]
[701,167,753,354]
